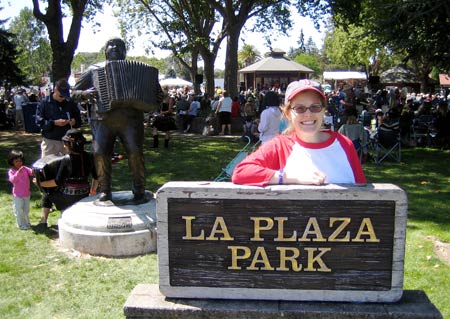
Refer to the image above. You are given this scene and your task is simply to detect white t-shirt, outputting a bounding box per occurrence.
[258,106,281,143]
[218,97,232,113]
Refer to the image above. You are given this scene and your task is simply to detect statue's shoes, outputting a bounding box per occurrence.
[98,192,112,201]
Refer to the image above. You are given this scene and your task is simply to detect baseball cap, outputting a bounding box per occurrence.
[284,79,326,105]
[55,78,71,98]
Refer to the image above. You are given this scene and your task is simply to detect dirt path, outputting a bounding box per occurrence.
[428,236,450,266]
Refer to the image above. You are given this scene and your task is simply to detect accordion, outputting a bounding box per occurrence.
[32,154,68,193]
[92,60,160,113]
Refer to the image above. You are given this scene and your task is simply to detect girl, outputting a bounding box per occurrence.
[8,150,33,230]
[232,80,366,186]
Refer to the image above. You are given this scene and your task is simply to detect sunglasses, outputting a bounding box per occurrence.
[291,103,324,114]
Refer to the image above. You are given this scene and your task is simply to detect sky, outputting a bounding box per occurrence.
[1,0,324,69]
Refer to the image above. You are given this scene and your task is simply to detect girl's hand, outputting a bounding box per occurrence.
[285,169,326,185]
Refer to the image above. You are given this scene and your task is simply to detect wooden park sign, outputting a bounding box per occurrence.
[156,182,407,303]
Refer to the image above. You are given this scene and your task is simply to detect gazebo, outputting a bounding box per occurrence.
[379,65,420,92]
[238,49,314,92]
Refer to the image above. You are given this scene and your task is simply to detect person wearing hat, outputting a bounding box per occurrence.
[13,88,29,131]
[232,79,366,186]
[35,129,98,227]
[243,96,256,121]
[35,78,81,158]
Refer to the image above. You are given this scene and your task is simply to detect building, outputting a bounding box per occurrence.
[238,49,314,92]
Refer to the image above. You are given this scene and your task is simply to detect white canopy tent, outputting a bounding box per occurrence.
[323,71,367,81]
[159,77,193,87]
[323,71,367,90]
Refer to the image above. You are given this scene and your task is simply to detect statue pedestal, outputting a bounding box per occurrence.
[58,191,157,257]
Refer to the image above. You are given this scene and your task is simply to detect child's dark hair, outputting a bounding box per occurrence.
[8,150,25,166]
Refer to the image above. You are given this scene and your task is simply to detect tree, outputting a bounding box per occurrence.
[71,51,102,73]
[294,54,322,79]
[206,0,292,97]
[309,0,450,92]
[32,0,103,81]
[304,36,318,55]
[9,8,52,85]
[112,0,225,96]
[0,11,26,86]
[238,44,261,68]
[322,22,403,77]
[113,0,294,96]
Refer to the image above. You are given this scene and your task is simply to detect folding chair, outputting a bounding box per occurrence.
[214,137,260,182]
[352,139,364,162]
[412,114,433,147]
[373,126,401,164]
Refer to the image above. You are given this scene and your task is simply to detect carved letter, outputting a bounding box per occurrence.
[247,246,274,270]
[228,246,251,270]
[274,217,297,242]
[250,217,274,241]
[299,217,326,242]
[182,216,205,240]
[206,217,234,241]
[328,217,351,242]
[304,247,332,272]
[353,218,380,242]
[276,247,302,271]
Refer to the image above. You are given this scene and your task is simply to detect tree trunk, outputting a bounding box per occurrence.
[50,43,74,81]
[224,28,240,98]
[32,0,85,82]
[201,52,216,97]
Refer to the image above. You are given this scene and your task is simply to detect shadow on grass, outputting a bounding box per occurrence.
[31,223,59,239]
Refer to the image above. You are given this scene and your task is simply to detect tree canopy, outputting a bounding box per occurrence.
[9,8,52,85]
[112,0,224,95]
[0,10,26,86]
[32,0,103,81]
[206,0,292,96]
[339,0,449,90]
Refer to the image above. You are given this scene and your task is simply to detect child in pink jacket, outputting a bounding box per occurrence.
[8,150,33,230]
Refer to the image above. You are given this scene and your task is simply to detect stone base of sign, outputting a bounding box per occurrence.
[58,191,157,257]
[123,284,442,319]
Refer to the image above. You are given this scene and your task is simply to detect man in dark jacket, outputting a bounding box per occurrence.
[36,78,81,158]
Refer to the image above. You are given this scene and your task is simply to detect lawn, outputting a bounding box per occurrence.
[1,128,449,318]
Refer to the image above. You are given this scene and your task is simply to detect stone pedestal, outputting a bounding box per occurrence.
[58,191,157,257]
[123,284,443,319]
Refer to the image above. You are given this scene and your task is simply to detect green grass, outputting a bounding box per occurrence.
[1,129,449,318]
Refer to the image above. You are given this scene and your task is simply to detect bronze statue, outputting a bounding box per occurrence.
[73,38,163,203]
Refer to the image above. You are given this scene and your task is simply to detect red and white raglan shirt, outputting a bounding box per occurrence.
[232,130,366,187]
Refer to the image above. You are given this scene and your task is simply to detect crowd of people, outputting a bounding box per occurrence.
[3,73,450,231]
[327,86,450,152]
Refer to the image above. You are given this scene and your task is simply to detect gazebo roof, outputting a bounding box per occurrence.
[380,65,418,83]
[238,49,313,73]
